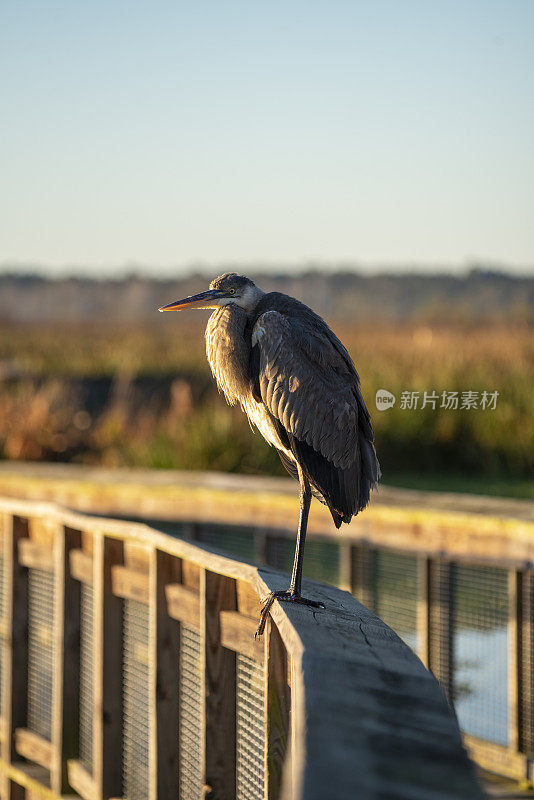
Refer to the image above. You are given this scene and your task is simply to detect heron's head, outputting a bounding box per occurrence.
[158,273,263,314]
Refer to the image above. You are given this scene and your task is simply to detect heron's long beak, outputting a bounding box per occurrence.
[158,289,223,312]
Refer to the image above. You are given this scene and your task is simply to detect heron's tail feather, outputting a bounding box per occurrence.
[356,437,381,514]
[274,423,380,527]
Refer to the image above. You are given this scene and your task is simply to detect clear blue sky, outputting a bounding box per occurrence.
[1,1,533,274]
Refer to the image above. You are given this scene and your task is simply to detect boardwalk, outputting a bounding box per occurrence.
[0,462,533,792]
[0,495,483,799]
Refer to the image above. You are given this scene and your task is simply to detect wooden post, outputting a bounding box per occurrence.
[266,620,291,800]
[508,570,521,755]
[428,560,454,704]
[520,570,534,755]
[265,536,284,571]
[1,514,29,800]
[93,535,124,799]
[338,543,352,593]
[180,522,196,542]
[51,525,82,795]
[416,556,430,668]
[351,543,375,610]
[151,549,180,800]
[254,528,268,566]
[203,570,237,800]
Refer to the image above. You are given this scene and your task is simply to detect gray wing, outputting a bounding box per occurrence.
[251,310,360,470]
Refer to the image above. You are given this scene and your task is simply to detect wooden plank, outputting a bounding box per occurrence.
[67,758,97,800]
[508,570,521,754]
[28,517,56,547]
[266,620,291,800]
[69,548,93,585]
[81,530,94,555]
[204,571,237,800]
[253,528,268,565]
[198,568,207,800]
[338,543,352,593]
[428,560,454,704]
[265,536,289,573]
[0,461,532,521]
[1,514,28,800]
[464,735,527,782]
[51,525,82,794]
[93,536,124,799]
[416,556,430,668]
[0,492,525,588]
[179,522,196,542]
[148,545,157,800]
[152,550,181,800]
[1,465,534,565]
[124,540,150,571]
[111,563,149,603]
[0,761,60,800]
[236,580,262,619]
[520,571,534,753]
[14,728,54,770]
[17,538,54,571]
[165,583,200,628]
[3,520,29,746]
[350,542,375,610]
[182,559,200,590]
[220,610,263,662]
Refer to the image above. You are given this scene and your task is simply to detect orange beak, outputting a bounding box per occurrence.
[158,289,224,312]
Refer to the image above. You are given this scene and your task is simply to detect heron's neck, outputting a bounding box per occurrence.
[239,284,264,312]
[205,305,251,404]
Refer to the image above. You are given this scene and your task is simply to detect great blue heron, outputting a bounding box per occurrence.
[159,273,380,634]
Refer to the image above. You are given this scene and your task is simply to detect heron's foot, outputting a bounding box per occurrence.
[254,590,325,638]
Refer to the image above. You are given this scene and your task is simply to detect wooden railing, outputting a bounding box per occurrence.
[0,495,482,799]
[1,464,533,783]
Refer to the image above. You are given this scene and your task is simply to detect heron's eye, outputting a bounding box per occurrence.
[228,288,235,295]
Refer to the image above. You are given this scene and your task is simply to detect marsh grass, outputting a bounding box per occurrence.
[0,320,531,494]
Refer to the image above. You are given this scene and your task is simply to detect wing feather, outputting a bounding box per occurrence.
[252,311,358,469]
[249,304,380,521]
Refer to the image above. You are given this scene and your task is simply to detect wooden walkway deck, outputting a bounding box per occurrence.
[1,462,534,790]
[0,496,484,799]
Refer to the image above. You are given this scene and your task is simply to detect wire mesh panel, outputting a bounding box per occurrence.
[265,538,291,573]
[27,568,55,741]
[122,599,150,800]
[303,540,340,586]
[197,525,256,562]
[453,565,509,745]
[374,549,419,651]
[79,582,94,773]
[266,537,340,587]
[236,654,265,800]
[178,624,203,800]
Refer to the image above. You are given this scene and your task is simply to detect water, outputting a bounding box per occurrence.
[454,624,508,745]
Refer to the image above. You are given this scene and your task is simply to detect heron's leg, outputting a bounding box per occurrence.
[255,476,325,638]
[289,477,312,595]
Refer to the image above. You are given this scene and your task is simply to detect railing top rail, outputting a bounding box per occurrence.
[0,461,532,521]
[0,495,483,799]
[0,462,533,566]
